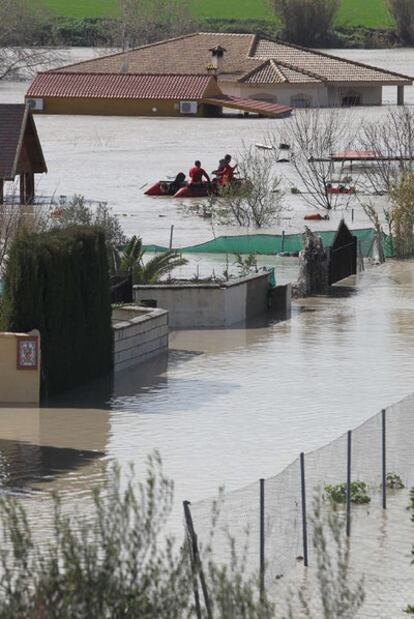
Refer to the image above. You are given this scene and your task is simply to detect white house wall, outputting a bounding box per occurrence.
[328,85,383,106]
[219,81,383,108]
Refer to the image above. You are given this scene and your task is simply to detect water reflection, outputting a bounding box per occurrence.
[0,439,103,493]
[0,407,110,494]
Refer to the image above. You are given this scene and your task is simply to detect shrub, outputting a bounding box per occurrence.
[204,147,285,228]
[51,195,126,247]
[0,454,274,619]
[323,481,370,505]
[389,173,414,259]
[292,496,365,617]
[384,471,405,490]
[2,226,113,396]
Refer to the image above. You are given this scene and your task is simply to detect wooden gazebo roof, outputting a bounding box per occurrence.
[0,104,47,181]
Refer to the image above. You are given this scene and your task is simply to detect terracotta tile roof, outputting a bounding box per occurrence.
[204,95,292,118]
[27,72,217,100]
[58,33,259,80]
[251,38,412,84]
[240,59,321,84]
[55,32,413,87]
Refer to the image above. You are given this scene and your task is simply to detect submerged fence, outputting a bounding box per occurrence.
[185,393,414,593]
[145,228,393,259]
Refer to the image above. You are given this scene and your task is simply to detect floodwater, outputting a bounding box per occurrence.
[0,48,413,251]
[1,48,414,612]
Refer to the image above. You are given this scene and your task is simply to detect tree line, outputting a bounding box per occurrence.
[1,0,414,81]
[269,0,414,47]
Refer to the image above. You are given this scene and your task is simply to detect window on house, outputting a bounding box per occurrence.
[342,94,361,107]
[290,94,311,108]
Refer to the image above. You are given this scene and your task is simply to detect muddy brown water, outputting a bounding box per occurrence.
[1,48,414,613]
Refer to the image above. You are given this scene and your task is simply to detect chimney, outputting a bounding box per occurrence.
[209,45,226,74]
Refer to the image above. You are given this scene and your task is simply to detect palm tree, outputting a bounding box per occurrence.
[113,235,187,284]
[112,235,143,274]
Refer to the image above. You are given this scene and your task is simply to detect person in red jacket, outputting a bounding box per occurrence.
[188,160,210,185]
[216,154,238,185]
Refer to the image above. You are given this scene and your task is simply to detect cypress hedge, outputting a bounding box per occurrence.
[2,226,113,396]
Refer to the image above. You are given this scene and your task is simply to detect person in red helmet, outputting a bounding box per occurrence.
[216,154,238,185]
[188,160,210,186]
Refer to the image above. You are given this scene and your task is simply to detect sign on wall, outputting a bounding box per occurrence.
[16,336,39,370]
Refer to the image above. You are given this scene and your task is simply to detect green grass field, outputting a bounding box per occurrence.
[42,0,394,28]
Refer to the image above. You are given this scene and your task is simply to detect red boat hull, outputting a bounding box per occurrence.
[145,180,217,198]
[173,184,213,198]
[145,181,175,196]
[145,178,247,198]
[304,213,330,221]
[326,186,356,194]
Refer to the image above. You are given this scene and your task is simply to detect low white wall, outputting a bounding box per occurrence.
[133,272,270,329]
[112,305,168,372]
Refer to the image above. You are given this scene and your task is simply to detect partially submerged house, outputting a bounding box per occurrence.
[0,104,47,204]
[25,71,292,119]
[26,32,413,115]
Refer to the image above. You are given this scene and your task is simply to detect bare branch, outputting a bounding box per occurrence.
[359,106,414,194]
[0,0,63,80]
[206,146,287,228]
[116,0,198,49]
[270,108,356,211]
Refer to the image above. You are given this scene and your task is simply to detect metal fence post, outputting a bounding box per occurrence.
[382,409,387,509]
[346,430,352,537]
[300,452,309,566]
[183,500,212,619]
[260,478,265,601]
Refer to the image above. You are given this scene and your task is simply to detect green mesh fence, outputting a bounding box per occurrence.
[145,228,393,258]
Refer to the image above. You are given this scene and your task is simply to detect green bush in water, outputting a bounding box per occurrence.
[323,481,371,505]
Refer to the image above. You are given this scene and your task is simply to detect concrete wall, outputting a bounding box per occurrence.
[112,305,168,372]
[269,284,292,316]
[0,330,41,404]
[133,272,270,328]
[220,81,382,107]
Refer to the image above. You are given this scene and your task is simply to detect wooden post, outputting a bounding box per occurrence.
[0,179,3,205]
[19,173,35,205]
[260,478,265,601]
[26,172,35,204]
[300,453,309,567]
[183,501,212,619]
[19,174,25,205]
[382,409,387,509]
[346,430,352,537]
